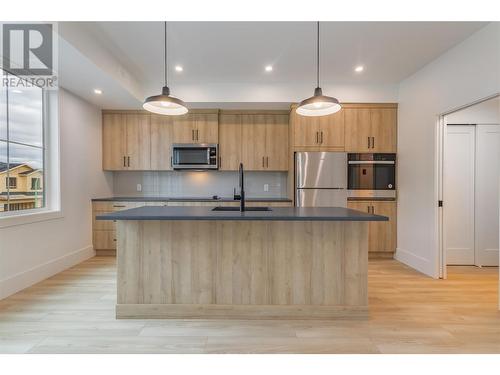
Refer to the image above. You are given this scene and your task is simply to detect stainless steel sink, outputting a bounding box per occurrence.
[212,206,272,212]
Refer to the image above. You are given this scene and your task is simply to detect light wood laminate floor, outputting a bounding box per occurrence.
[0,257,498,353]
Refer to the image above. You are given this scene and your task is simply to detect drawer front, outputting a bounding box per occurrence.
[92,201,139,211]
[145,201,169,206]
[93,231,117,250]
[92,212,116,231]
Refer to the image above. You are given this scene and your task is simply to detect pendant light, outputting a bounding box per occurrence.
[143,22,188,116]
[296,22,341,117]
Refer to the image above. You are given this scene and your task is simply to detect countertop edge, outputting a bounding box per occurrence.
[91,197,293,203]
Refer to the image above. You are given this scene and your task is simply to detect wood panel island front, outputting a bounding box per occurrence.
[97,206,387,319]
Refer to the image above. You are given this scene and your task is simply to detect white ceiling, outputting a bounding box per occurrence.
[59,21,488,108]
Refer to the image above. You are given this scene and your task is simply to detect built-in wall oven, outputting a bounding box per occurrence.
[171,144,218,170]
[347,153,396,199]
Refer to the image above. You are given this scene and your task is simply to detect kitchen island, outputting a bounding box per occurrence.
[97,206,387,319]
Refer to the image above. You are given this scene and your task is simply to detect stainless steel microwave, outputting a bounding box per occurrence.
[171,144,218,170]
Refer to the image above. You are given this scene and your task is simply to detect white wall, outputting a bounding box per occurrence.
[396,23,500,277]
[0,89,113,299]
[446,96,500,124]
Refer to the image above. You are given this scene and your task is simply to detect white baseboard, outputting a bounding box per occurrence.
[0,245,96,300]
[394,247,438,278]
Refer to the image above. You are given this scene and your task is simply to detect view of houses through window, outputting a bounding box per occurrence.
[0,69,45,213]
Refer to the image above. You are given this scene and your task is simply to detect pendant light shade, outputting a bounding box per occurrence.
[143,86,188,115]
[296,22,341,117]
[143,22,188,116]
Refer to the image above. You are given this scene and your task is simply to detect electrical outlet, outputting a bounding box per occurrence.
[136,184,142,192]
[264,184,269,192]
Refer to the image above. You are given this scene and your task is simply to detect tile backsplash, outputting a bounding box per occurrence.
[112,171,288,198]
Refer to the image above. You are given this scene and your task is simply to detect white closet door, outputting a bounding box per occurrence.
[445,125,475,265]
[475,124,500,266]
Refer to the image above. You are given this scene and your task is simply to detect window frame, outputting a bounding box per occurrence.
[0,71,61,227]
[6,176,17,189]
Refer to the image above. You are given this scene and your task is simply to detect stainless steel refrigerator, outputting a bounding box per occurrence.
[295,152,347,207]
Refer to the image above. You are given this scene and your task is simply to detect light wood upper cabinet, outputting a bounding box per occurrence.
[102,113,126,170]
[241,115,267,170]
[344,107,397,152]
[150,115,174,170]
[195,113,218,143]
[319,111,345,149]
[218,114,242,171]
[173,112,218,143]
[344,108,371,152]
[265,114,289,171]
[126,114,151,170]
[240,113,288,171]
[291,108,344,150]
[369,108,397,152]
[292,113,320,147]
[347,200,397,254]
[102,112,151,170]
[219,112,289,171]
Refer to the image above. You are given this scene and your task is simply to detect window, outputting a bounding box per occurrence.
[6,177,17,189]
[31,177,41,190]
[0,70,46,214]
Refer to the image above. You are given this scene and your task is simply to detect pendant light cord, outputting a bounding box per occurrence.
[316,21,320,88]
[164,21,168,87]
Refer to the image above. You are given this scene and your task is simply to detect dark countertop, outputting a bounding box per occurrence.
[92,196,292,203]
[96,206,388,222]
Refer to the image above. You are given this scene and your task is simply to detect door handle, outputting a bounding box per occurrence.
[372,137,375,149]
[196,129,199,141]
[266,156,269,168]
[367,137,370,149]
[123,156,126,167]
[262,156,265,168]
[367,206,370,213]
[127,156,130,167]
[316,132,319,144]
[320,131,323,144]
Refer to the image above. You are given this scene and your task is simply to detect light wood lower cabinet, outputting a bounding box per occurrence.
[92,200,292,255]
[347,200,396,257]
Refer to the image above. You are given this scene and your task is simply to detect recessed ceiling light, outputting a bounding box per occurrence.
[175,65,183,72]
[265,65,273,72]
[354,65,364,73]
[94,89,103,95]
[11,89,22,94]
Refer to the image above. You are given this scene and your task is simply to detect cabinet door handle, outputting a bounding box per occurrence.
[219,156,221,168]
[191,129,194,141]
[367,137,370,149]
[123,156,126,167]
[372,137,375,149]
[266,156,269,168]
[316,132,319,144]
[196,129,199,141]
[262,156,265,167]
[367,206,370,213]
[127,156,130,167]
[320,131,323,144]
